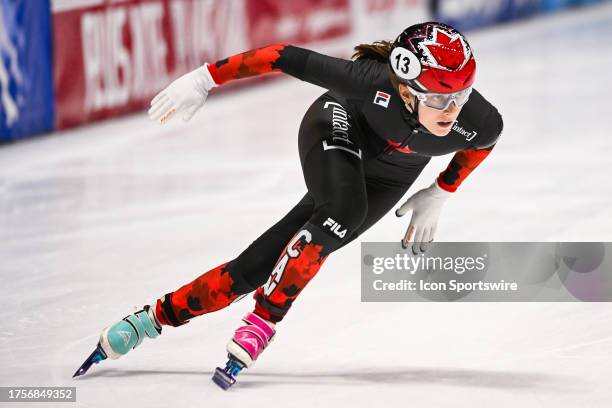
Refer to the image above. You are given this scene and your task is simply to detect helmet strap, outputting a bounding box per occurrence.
[400,83,422,131]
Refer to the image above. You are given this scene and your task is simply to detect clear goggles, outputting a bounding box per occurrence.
[407,86,473,110]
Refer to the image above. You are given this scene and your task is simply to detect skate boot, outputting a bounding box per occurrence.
[99,304,162,359]
[212,312,276,389]
[73,305,162,377]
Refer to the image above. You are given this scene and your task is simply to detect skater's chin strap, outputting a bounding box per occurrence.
[408,99,420,127]
[399,96,423,145]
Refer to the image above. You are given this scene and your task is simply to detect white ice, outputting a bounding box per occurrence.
[1,4,612,407]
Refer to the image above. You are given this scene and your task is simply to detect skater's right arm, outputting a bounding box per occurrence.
[149,44,378,124]
[207,44,378,96]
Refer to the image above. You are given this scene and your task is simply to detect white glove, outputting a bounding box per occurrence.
[395,182,452,254]
[148,64,216,124]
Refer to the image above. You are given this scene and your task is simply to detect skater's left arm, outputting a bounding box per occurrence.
[395,110,503,254]
[437,109,504,192]
[436,144,496,192]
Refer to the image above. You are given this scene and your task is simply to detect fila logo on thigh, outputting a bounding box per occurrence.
[262,229,313,296]
[322,101,362,159]
[323,217,347,239]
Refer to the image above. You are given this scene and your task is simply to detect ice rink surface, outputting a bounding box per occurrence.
[1,4,612,407]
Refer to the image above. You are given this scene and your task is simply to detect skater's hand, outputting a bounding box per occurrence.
[395,182,452,254]
[148,64,217,124]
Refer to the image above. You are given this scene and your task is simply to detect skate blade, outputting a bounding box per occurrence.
[73,344,107,378]
[212,367,236,390]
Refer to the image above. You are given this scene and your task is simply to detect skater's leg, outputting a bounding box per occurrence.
[93,186,315,366]
[155,193,314,327]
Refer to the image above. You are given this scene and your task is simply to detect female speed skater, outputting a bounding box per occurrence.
[75,22,503,389]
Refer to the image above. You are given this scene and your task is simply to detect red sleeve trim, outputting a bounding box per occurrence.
[208,44,287,85]
[438,148,492,192]
[436,177,458,192]
[206,63,221,85]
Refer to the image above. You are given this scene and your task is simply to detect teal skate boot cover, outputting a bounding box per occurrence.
[99,305,161,359]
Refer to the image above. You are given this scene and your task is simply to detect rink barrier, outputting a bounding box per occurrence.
[432,0,610,31]
[51,0,354,130]
[1,0,608,140]
[0,0,55,142]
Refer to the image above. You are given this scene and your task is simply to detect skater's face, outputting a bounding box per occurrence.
[398,84,463,137]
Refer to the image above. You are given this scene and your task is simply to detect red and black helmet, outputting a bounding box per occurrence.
[389,22,476,93]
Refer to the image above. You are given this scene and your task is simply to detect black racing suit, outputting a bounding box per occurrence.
[156,45,504,326]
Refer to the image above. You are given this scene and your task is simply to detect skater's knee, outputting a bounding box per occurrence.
[226,257,274,293]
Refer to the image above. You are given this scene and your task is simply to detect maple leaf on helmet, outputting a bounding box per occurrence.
[388,22,476,94]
